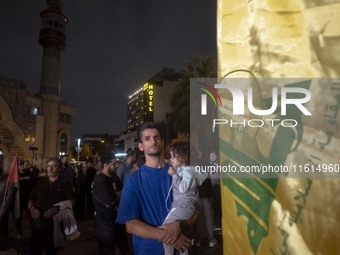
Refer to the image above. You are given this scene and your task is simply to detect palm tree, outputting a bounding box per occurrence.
[169,54,217,160]
[170,54,217,133]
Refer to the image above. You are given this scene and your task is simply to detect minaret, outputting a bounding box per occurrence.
[39,0,67,95]
[38,0,67,158]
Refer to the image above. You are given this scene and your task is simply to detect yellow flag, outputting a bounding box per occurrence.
[217,1,340,254]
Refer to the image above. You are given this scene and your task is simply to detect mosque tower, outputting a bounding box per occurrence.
[39,0,67,95]
[38,0,68,158]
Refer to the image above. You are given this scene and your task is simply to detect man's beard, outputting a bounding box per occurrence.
[144,145,163,157]
[148,151,161,156]
[146,146,162,156]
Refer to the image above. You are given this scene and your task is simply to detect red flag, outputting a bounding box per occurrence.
[6,154,19,187]
[0,154,20,220]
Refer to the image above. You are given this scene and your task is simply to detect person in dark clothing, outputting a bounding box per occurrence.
[116,151,136,184]
[59,155,77,192]
[84,160,96,218]
[92,152,129,255]
[28,157,74,255]
[0,166,13,251]
[111,158,131,254]
[71,163,86,219]
[209,151,222,230]
[110,162,123,195]
[196,174,217,248]
[15,160,37,239]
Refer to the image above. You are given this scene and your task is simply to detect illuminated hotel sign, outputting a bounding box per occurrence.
[144,83,154,112]
[143,82,154,121]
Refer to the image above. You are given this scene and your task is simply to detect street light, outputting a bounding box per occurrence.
[76,139,81,161]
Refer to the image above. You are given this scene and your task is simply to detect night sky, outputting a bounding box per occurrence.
[0,0,216,140]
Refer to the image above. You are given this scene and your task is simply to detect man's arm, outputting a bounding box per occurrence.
[126,219,166,241]
[28,200,40,219]
[126,219,181,244]
[126,219,191,251]
[28,185,40,219]
[161,209,199,237]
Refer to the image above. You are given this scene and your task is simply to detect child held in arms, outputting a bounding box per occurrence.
[162,141,207,255]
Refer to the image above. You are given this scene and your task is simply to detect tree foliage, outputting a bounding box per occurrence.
[169,54,217,134]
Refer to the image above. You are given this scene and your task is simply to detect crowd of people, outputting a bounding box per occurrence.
[0,122,222,255]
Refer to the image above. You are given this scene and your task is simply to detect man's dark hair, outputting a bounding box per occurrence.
[137,122,161,143]
[126,150,136,159]
[46,157,62,170]
[60,155,69,160]
[100,152,116,165]
[19,160,29,167]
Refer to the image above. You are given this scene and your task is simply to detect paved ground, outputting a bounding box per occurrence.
[2,216,222,255]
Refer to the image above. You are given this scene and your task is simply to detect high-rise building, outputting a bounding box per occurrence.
[124,67,178,150]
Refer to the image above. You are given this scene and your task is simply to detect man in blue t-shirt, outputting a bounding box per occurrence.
[116,123,192,255]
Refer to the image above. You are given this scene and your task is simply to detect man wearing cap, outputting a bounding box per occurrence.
[92,152,129,255]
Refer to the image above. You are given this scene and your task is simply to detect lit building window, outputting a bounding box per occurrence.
[31,107,38,115]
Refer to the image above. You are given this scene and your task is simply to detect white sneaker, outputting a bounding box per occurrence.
[209,238,217,248]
